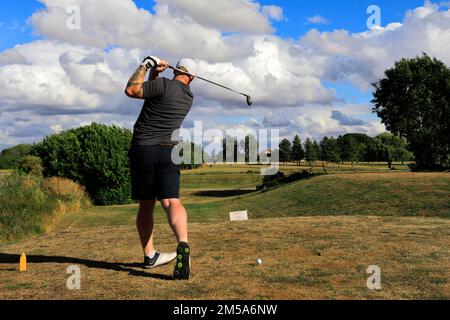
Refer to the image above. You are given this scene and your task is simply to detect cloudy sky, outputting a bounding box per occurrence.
[1,0,450,151]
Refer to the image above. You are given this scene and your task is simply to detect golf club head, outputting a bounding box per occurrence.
[246,95,253,106]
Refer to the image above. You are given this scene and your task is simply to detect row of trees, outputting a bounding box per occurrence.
[212,54,449,171]
[278,132,413,168]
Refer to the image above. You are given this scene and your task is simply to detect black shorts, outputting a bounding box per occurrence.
[128,145,180,201]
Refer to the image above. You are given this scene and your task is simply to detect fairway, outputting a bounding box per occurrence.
[1,169,449,299]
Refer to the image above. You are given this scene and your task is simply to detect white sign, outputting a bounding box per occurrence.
[230,210,248,221]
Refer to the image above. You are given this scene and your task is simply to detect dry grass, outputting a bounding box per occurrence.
[0,170,11,177]
[0,174,92,241]
[43,177,87,199]
[0,216,449,300]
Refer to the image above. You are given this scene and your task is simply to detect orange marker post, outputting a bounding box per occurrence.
[19,253,27,272]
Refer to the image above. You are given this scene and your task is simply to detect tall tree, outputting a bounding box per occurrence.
[312,141,320,161]
[304,138,318,165]
[239,135,259,163]
[374,132,413,168]
[340,134,359,164]
[372,53,450,171]
[291,135,304,165]
[222,136,240,163]
[279,139,292,163]
[320,136,341,163]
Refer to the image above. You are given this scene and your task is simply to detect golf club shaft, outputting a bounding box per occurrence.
[168,65,248,98]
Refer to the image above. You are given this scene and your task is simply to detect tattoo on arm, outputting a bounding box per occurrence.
[125,66,147,98]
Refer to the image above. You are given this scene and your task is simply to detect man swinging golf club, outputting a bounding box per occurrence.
[125,56,196,280]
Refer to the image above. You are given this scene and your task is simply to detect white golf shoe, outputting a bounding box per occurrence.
[143,252,177,269]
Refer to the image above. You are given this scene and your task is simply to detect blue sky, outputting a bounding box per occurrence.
[0,0,446,151]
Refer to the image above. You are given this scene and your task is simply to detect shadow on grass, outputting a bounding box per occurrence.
[193,189,256,198]
[0,253,174,281]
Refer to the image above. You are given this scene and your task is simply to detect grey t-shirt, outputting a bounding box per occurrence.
[132,77,193,146]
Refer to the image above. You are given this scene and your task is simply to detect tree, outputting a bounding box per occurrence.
[291,135,304,165]
[221,136,241,163]
[239,135,259,163]
[178,141,204,170]
[339,134,359,164]
[343,133,374,162]
[279,139,292,163]
[372,53,450,171]
[304,138,318,165]
[374,132,413,168]
[312,141,320,161]
[320,136,341,163]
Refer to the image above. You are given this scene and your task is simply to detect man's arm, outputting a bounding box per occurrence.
[125,57,169,99]
[124,65,148,99]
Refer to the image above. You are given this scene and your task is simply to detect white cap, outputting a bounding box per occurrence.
[176,58,198,76]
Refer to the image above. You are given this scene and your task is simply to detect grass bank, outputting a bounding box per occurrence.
[0,173,91,242]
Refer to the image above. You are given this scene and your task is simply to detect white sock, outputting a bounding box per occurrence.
[146,251,156,259]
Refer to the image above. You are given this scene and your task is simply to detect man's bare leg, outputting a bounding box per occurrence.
[160,198,188,243]
[161,198,190,279]
[136,199,156,256]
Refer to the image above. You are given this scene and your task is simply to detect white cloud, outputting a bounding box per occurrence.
[29,0,276,62]
[262,5,285,21]
[50,124,63,134]
[300,2,450,89]
[307,15,329,25]
[159,0,283,33]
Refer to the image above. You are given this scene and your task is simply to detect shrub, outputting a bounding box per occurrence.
[15,155,44,176]
[0,173,91,242]
[258,172,285,191]
[33,123,133,205]
[257,170,319,191]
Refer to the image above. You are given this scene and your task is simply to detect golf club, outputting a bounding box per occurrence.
[169,65,253,106]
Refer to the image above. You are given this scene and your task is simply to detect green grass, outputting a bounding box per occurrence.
[223,173,450,219]
[55,172,450,230]
[181,172,262,189]
[186,162,412,176]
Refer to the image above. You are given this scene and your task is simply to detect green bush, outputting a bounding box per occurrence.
[257,170,319,191]
[0,173,91,242]
[33,123,133,205]
[15,155,44,176]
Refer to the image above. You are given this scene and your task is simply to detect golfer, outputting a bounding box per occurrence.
[125,56,196,280]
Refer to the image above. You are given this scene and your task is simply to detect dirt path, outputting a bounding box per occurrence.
[1,216,449,300]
